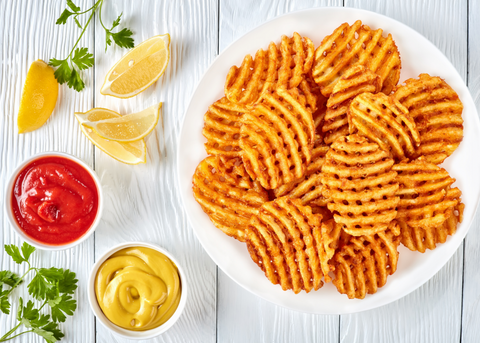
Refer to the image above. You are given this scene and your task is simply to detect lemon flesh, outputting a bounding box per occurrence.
[75,109,147,165]
[81,103,162,143]
[18,60,58,133]
[101,34,170,98]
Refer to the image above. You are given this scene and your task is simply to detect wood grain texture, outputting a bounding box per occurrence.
[461,0,480,342]
[341,1,467,342]
[217,2,341,343]
[0,0,95,342]
[92,1,218,342]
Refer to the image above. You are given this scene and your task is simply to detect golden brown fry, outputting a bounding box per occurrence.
[240,88,315,189]
[393,159,464,252]
[245,197,324,293]
[225,33,315,105]
[349,92,420,161]
[202,97,248,157]
[322,65,382,145]
[317,219,342,282]
[321,135,399,236]
[393,74,464,164]
[193,156,268,242]
[312,20,401,97]
[331,222,401,299]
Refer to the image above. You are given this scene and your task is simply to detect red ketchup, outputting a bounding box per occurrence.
[11,156,99,245]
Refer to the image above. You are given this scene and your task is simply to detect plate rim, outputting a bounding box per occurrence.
[177,6,480,314]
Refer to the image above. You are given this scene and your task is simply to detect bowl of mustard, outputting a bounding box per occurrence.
[88,242,187,339]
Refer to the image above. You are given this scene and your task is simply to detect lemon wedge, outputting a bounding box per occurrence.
[100,34,170,98]
[81,103,162,142]
[17,60,58,133]
[75,108,147,165]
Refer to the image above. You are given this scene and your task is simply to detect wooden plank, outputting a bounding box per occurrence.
[0,0,95,342]
[92,1,218,342]
[461,0,480,341]
[217,2,341,342]
[340,1,467,342]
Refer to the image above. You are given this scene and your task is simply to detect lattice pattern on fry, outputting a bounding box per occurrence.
[349,92,420,161]
[240,88,315,189]
[394,159,463,252]
[322,65,382,145]
[393,73,464,164]
[317,219,342,282]
[193,156,268,242]
[225,33,315,105]
[277,33,315,89]
[321,135,399,236]
[331,222,401,299]
[245,197,324,293]
[203,97,248,157]
[225,42,278,104]
[312,20,401,97]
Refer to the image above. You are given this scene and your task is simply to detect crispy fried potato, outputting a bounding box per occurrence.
[312,20,401,97]
[331,222,401,299]
[225,33,315,105]
[318,219,342,282]
[349,92,420,161]
[245,197,324,293]
[240,88,315,189]
[278,32,315,89]
[393,159,464,252]
[193,156,268,241]
[203,97,248,157]
[322,65,381,145]
[321,135,399,236]
[393,74,464,164]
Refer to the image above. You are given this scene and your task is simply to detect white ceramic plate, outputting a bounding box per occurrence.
[177,7,480,314]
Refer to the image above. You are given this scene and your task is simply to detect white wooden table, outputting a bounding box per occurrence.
[1,0,479,342]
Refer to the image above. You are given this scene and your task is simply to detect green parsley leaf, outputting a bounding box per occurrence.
[74,17,82,29]
[21,242,36,262]
[38,268,64,283]
[0,290,11,314]
[50,294,76,323]
[49,58,72,85]
[34,322,64,343]
[66,0,80,12]
[111,12,122,29]
[0,270,22,288]
[5,244,25,264]
[111,28,134,49]
[19,299,40,322]
[105,31,112,51]
[28,273,53,300]
[56,9,74,25]
[16,296,23,321]
[72,47,94,70]
[67,67,85,91]
[58,269,78,294]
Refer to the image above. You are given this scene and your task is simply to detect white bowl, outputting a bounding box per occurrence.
[4,151,103,250]
[87,241,188,340]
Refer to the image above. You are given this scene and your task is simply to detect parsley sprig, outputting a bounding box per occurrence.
[0,243,78,343]
[49,0,134,92]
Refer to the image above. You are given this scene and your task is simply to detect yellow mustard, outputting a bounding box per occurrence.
[95,247,181,330]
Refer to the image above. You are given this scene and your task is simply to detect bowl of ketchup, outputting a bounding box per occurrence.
[5,152,103,250]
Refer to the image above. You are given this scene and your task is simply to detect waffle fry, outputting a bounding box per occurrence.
[240,87,315,189]
[321,135,399,236]
[202,97,248,157]
[312,20,401,97]
[245,197,324,293]
[193,155,268,242]
[331,222,401,299]
[349,92,420,161]
[322,65,381,145]
[225,33,315,105]
[317,219,342,282]
[393,73,464,164]
[277,33,315,89]
[393,159,464,252]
